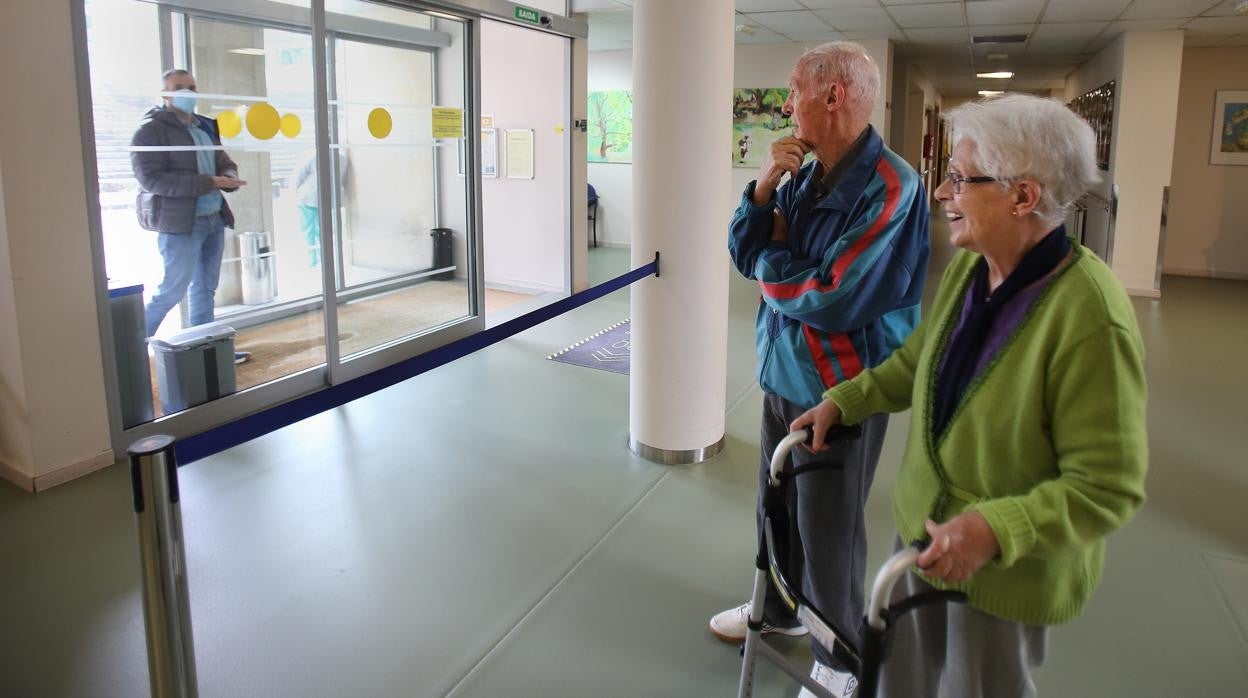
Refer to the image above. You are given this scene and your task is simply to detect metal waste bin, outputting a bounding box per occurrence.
[238,231,276,304]
[109,281,154,427]
[148,324,237,414]
[430,228,454,281]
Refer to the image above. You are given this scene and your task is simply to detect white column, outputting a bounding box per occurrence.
[628,0,733,463]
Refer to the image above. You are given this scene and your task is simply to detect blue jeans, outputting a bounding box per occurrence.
[145,213,226,337]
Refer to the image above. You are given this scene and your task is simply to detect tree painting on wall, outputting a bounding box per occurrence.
[588,90,633,164]
[733,88,794,168]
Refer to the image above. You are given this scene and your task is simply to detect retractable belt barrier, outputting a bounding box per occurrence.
[174,252,659,466]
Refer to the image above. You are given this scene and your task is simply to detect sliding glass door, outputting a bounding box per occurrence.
[82,0,482,440]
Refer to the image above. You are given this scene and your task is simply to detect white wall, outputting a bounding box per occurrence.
[479,20,570,293]
[589,40,894,248]
[0,0,114,488]
[1164,46,1248,280]
[1067,31,1184,296]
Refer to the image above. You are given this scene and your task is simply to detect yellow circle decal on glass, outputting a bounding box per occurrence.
[217,110,243,138]
[246,102,281,140]
[367,107,393,139]
[280,113,302,139]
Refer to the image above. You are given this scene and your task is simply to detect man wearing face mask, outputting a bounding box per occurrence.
[131,68,249,362]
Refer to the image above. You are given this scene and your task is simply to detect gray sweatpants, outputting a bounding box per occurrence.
[757,393,889,672]
[876,544,1050,698]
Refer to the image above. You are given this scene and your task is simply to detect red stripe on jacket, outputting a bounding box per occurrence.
[803,324,838,389]
[758,157,903,301]
[828,331,864,380]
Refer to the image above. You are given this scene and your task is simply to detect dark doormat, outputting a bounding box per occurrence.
[547,319,630,375]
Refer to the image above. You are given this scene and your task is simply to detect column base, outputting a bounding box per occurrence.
[628,434,725,465]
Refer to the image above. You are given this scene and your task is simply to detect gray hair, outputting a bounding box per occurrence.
[945,94,1101,228]
[797,42,879,122]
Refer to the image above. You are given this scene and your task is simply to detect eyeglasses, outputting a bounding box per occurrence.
[944,172,999,194]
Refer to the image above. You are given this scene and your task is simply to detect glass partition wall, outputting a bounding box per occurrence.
[82,0,482,440]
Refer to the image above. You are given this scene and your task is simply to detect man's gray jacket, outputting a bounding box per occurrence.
[131,106,238,234]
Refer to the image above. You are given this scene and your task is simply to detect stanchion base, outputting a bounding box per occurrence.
[628,435,725,465]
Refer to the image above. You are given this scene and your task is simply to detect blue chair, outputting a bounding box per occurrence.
[588,183,599,248]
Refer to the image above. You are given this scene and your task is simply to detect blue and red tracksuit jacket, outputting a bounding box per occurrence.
[728,127,930,409]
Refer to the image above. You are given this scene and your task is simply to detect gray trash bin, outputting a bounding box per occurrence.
[149,323,237,413]
[238,231,277,305]
[109,281,154,427]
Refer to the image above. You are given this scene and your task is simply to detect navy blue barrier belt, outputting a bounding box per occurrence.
[174,253,660,465]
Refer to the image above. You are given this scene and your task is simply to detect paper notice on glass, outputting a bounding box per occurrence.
[431,107,464,138]
[505,128,535,179]
[482,128,499,178]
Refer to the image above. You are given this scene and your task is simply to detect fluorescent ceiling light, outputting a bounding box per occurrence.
[978,90,1004,96]
[977,71,1014,79]
[228,48,266,56]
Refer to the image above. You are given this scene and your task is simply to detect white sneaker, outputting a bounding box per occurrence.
[797,661,858,698]
[708,602,808,643]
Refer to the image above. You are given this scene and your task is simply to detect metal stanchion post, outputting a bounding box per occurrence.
[129,435,198,698]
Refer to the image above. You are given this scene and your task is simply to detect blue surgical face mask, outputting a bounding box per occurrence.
[170,89,197,113]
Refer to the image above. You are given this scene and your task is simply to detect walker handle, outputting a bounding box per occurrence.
[866,543,923,631]
[767,424,863,485]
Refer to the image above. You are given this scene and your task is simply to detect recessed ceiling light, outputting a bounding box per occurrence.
[977,71,1014,79]
[228,48,266,56]
[978,90,1005,96]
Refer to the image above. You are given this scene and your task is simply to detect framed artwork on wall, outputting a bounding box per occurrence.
[732,88,793,168]
[587,90,633,164]
[1067,81,1115,171]
[1210,90,1248,166]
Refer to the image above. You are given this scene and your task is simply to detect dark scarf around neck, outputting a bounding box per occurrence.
[931,226,1071,440]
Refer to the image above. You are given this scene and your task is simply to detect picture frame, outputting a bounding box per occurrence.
[1210,90,1248,166]
[1067,81,1114,171]
[456,128,499,178]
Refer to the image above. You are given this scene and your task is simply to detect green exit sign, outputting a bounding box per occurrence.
[514,5,540,24]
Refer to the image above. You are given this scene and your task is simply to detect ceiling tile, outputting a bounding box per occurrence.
[736,31,799,43]
[1032,21,1110,40]
[881,0,950,5]
[813,6,899,29]
[840,27,910,41]
[1184,16,1248,33]
[888,2,965,29]
[784,30,847,40]
[798,0,880,8]
[969,22,1037,36]
[737,0,806,11]
[905,26,969,43]
[1203,0,1248,15]
[1106,18,1189,32]
[1121,0,1224,20]
[747,10,832,33]
[966,0,1046,26]
[1027,37,1092,54]
[1040,0,1132,23]
[1216,33,1248,45]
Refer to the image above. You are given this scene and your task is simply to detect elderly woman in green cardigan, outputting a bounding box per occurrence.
[792,94,1148,697]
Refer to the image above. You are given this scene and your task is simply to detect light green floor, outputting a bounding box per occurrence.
[1,238,1245,697]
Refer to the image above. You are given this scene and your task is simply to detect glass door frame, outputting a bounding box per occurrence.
[76,0,587,454]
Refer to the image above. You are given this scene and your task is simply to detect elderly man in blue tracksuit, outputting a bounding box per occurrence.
[712,42,930,697]
[131,68,247,359]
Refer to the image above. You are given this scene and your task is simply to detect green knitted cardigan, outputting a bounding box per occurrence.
[827,245,1148,626]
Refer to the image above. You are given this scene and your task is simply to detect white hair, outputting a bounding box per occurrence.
[797,42,879,122]
[945,94,1101,228]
